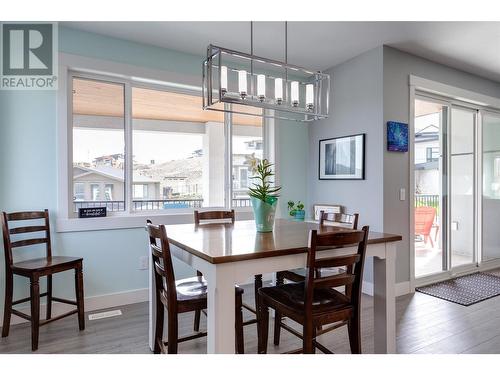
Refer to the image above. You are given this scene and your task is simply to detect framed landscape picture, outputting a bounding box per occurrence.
[319,134,365,180]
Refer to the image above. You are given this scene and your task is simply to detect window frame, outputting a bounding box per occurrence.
[61,66,272,230]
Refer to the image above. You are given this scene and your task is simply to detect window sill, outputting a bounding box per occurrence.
[56,209,255,233]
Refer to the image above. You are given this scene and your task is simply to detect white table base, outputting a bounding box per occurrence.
[148,241,397,354]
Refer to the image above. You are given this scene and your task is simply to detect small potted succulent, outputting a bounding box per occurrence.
[287,200,305,221]
[249,159,281,232]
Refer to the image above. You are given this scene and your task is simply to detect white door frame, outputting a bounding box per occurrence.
[409,76,500,289]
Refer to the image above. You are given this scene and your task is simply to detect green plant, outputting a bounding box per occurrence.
[287,200,305,216]
[248,159,281,204]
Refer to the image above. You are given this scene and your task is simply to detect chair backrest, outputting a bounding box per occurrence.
[415,206,436,236]
[319,211,359,229]
[1,210,52,267]
[146,220,177,308]
[194,209,235,225]
[304,226,369,312]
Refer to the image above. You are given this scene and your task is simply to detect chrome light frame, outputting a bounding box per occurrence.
[202,44,330,122]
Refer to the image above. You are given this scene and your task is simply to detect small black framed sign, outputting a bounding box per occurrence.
[319,133,365,180]
[78,207,107,218]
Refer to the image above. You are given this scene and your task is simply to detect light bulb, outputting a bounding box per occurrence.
[275,78,283,104]
[221,66,228,95]
[291,81,299,107]
[238,70,247,98]
[257,74,266,101]
[306,84,314,110]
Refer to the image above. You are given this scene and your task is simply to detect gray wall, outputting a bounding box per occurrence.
[383,46,500,283]
[308,46,384,283]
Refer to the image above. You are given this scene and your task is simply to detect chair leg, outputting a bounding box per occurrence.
[75,263,85,331]
[302,319,314,354]
[30,276,40,351]
[254,274,263,343]
[46,275,52,320]
[257,297,269,354]
[347,315,361,354]
[167,309,178,354]
[1,271,13,338]
[153,292,164,354]
[273,272,284,346]
[193,310,201,332]
[235,292,244,354]
[193,271,203,332]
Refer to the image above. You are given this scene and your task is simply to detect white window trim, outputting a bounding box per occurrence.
[57,53,274,232]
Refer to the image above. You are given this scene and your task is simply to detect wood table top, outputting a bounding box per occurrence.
[165,219,402,264]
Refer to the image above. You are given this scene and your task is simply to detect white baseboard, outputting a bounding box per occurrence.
[1,288,149,327]
[362,281,411,297]
[2,279,414,328]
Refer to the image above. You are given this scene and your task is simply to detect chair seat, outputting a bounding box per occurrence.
[259,281,351,316]
[11,256,82,274]
[174,276,244,302]
[281,267,345,282]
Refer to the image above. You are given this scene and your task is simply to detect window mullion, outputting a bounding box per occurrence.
[224,103,233,210]
[124,82,133,214]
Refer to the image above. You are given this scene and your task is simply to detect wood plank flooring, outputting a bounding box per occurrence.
[2,284,500,354]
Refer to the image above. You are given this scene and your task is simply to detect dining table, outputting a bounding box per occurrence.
[148,219,402,354]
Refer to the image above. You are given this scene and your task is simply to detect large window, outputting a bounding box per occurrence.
[70,73,266,216]
[72,77,125,213]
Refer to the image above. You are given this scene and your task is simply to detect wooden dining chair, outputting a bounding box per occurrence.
[320,212,359,229]
[277,211,359,281]
[258,226,369,354]
[147,219,245,354]
[1,210,85,351]
[273,212,359,345]
[194,209,235,225]
[193,210,260,339]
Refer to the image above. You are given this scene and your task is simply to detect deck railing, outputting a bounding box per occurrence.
[73,197,252,212]
[415,194,439,209]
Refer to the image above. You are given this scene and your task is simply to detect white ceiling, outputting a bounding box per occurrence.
[62,21,500,82]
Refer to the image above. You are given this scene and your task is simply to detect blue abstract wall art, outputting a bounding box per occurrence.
[387,121,408,152]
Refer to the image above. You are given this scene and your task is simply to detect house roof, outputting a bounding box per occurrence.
[74,165,160,183]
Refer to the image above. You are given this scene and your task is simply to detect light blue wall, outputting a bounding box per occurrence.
[276,120,309,218]
[59,27,202,76]
[0,26,310,313]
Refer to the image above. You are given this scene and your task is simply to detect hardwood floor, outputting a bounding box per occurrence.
[2,284,500,354]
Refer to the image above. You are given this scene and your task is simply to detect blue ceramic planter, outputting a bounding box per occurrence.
[251,196,278,232]
[292,210,305,221]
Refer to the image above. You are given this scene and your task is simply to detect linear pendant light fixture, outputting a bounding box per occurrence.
[202,22,330,122]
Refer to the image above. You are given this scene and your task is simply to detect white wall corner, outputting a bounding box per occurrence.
[362,280,411,297]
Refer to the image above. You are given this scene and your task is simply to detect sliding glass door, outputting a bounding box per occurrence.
[414,93,500,282]
[414,97,448,277]
[482,112,500,262]
[449,107,476,269]
[413,95,485,280]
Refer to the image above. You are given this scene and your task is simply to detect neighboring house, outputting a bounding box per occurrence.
[414,124,440,195]
[73,165,160,201]
[93,153,125,169]
[135,156,203,199]
[232,139,263,199]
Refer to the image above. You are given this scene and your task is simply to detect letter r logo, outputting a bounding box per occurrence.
[2,23,53,75]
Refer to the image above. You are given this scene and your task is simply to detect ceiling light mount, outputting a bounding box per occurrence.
[202,22,330,122]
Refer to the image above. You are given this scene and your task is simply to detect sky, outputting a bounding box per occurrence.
[73,128,261,165]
